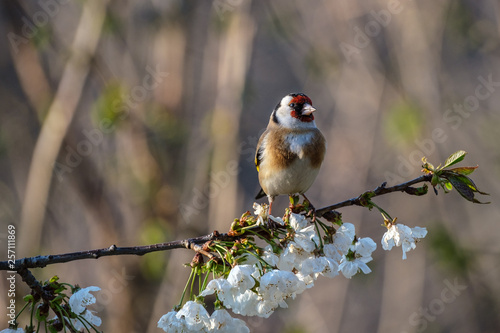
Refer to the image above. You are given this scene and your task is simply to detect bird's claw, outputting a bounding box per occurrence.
[266,216,280,230]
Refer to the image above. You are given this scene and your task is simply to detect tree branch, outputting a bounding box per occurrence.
[18,267,53,301]
[1,174,432,272]
[315,174,432,217]
[0,231,235,271]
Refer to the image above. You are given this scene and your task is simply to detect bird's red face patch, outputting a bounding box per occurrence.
[289,95,314,122]
[291,110,314,122]
[290,95,312,107]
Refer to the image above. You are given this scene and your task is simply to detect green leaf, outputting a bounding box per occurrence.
[415,184,429,195]
[358,192,375,209]
[431,174,439,186]
[457,174,478,191]
[443,150,467,169]
[448,166,478,175]
[24,294,35,302]
[48,276,59,283]
[404,184,428,196]
[421,157,435,172]
[444,172,489,195]
[443,181,453,192]
[446,175,490,204]
[447,175,476,202]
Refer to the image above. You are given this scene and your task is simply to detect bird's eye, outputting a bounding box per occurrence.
[289,103,295,108]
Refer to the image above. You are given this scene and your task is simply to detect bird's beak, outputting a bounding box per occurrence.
[301,104,316,116]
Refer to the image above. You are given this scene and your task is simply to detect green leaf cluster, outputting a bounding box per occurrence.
[422,150,490,204]
[13,277,101,333]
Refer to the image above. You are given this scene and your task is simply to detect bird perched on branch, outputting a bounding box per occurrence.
[255,93,326,216]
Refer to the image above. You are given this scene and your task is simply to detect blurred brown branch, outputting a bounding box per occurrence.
[19,0,109,256]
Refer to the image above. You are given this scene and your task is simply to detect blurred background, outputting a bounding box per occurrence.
[0,0,499,332]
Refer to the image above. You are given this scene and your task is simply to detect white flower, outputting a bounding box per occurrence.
[294,225,319,252]
[277,242,311,272]
[289,213,308,231]
[280,213,320,253]
[269,215,285,226]
[295,271,316,287]
[202,264,309,318]
[231,289,261,316]
[261,245,280,268]
[201,274,260,317]
[299,256,325,277]
[158,310,188,332]
[256,300,277,318]
[332,223,356,255]
[299,255,340,280]
[382,224,428,259]
[411,226,428,239]
[209,309,249,333]
[176,301,210,331]
[158,308,249,333]
[338,257,372,279]
[337,236,376,279]
[260,270,305,302]
[0,329,25,333]
[319,257,340,278]
[68,286,102,331]
[323,243,342,263]
[227,265,256,291]
[280,243,339,284]
[69,286,100,314]
[202,278,245,315]
[258,270,306,314]
[253,202,267,216]
[253,203,268,226]
[353,237,377,258]
[201,278,231,297]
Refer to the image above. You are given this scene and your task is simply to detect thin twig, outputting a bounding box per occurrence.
[315,174,432,217]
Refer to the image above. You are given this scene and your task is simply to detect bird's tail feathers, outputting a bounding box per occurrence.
[255,188,267,200]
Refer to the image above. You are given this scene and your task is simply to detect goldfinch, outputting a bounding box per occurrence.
[255,93,326,215]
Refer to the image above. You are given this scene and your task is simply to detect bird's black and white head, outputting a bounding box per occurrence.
[271,93,317,129]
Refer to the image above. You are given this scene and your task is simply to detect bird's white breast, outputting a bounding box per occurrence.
[285,132,315,158]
